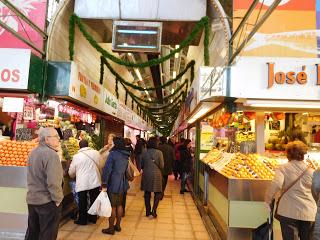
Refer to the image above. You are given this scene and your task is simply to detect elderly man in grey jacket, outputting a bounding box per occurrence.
[25,128,64,240]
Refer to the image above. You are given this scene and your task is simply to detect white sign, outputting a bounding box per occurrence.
[0,48,31,90]
[230,57,320,100]
[69,62,119,117]
[2,97,24,112]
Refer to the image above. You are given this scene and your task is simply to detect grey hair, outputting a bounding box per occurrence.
[39,127,56,143]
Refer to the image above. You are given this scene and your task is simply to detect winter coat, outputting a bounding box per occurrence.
[179,145,193,173]
[141,148,164,192]
[69,147,101,193]
[134,139,144,155]
[26,142,63,205]
[102,149,130,193]
[312,169,320,239]
[158,143,175,175]
[265,160,316,221]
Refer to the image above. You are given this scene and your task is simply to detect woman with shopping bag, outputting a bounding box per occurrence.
[265,141,316,240]
[101,137,131,235]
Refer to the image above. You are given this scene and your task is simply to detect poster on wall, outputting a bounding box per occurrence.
[233,0,317,58]
[0,0,47,55]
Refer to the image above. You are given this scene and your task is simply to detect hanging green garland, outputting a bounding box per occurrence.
[115,77,119,99]
[101,56,195,91]
[69,14,210,67]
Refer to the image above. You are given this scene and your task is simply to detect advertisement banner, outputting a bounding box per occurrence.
[230,57,320,100]
[0,0,47,55]
[233,0,318,58]
[0,48,31,89]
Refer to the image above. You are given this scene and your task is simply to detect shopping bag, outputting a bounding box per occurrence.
[87,191,111,218]
[130,160,141,177]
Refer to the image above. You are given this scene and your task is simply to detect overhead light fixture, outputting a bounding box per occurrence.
[187,102,221,124]
[128,53,132,56]
[148,97,152,101]
[171,89,174,94]
[173,71,176,79]
[117,29,158,34]
[243,100,320,109]
[170,99,173,103]
[144,90,149,95]
[175,52,179,58]
[135,68,142,81]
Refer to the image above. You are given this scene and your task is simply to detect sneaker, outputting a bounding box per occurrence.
[102,228,115,235]
[114,225,121,232]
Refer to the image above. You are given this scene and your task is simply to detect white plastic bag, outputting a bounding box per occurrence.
[87,191,111,218]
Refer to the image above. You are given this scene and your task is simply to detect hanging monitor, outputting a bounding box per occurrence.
[112,21,162,53]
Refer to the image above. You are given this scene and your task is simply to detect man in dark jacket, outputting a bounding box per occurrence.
[158,136,175,199]
[134,135,144,171]
[179,139,192,194]
[25,128,63,240]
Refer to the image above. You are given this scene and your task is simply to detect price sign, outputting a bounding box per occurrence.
[16,128,33,141]
[23,106,34,120]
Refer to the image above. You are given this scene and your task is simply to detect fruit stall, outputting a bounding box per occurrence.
[0,48,46,237]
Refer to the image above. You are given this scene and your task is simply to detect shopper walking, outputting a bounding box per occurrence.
[68,140,101,225]
[265,141,316,240]
[174,138,185,180]
[134,135,144,171]
[312,169,320,239]
[141,137,164,218]
[25,128,63,240]
[158,136,175,199]
[179,139,192,194]
[101,137,130,235]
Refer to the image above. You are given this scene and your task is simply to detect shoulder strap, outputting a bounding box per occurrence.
[279,168,309,200]
[81,151,98,168]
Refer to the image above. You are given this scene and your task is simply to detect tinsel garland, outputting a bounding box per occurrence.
[69,14,210,67]
[101,56,195,91]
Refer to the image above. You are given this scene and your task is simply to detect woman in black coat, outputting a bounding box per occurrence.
[179,139,192,194]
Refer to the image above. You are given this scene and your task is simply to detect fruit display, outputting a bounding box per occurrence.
[62,137,79,160]
[0,140,38,167]
[220,153,278,180]
[202,149,223,164]
[236,131,255,143]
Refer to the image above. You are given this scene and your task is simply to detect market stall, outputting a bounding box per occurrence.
[197,57,320,240]
[0,48,45,237]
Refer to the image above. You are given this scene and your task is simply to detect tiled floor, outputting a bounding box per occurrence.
[58,175,211,240]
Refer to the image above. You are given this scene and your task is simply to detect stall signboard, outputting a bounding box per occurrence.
[0,48,31,90]
[103,90,118,117]
[69,62,119,116]
[230,57,320,100]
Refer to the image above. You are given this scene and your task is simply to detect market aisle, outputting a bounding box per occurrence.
[57,175,212,240]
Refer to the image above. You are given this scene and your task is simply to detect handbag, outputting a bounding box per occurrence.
[125,160,135,181]
[274,168,309,220]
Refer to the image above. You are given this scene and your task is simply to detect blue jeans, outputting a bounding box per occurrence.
[69,181,79,206]
[180,172,188,192]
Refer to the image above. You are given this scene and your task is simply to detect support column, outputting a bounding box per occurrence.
[255,112,265,154]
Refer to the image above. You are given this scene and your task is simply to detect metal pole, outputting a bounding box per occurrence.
[0,19,45,56]
[229,0,282,64]
[0,0,47,38]
[229,0,260,44]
